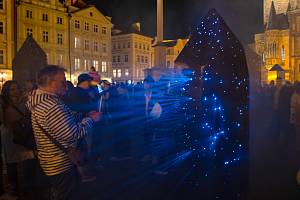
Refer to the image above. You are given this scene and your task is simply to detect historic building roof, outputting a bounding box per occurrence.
[266,1,289,30]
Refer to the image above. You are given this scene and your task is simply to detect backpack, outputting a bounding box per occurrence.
[11,104,36,150]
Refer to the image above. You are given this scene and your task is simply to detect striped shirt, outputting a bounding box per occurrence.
[27,89,93,176]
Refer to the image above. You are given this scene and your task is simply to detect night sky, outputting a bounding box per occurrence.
[88,0,263,44]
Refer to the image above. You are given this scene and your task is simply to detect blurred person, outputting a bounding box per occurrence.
[291,82,300,152]
[0,81,36,199]
[27,65,101,200]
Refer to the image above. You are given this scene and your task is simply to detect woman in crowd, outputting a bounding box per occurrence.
[0,81,35,199]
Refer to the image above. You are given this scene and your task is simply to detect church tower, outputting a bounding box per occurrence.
[264,0,300,24]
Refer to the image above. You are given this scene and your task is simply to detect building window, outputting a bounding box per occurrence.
[0,22,3,34]
[102,43,107,53]
[167,61,171,67]
[102,27,107,34]
[93,25,98,33]
[0,0,3,10]
[141,56,144,63]
[42,13,48,22]
[143,44,145,50]
[93,41,98,51]
[84,59,89,70]
[84,40,89,50]
[123,43,126,49]
[57,54,63,66]
[125,55,128,62]
[0,50,3,64]
[84,22,89,31]
[145,56,148,63]
[281,45,285,62]
[127,42,130,48]
[75,58,80,70]
[42,31,49,42]
[75,20,80,29]
[135,43,137,48]
[139,43,141,49]
[137,55,140,62]
[113,43,116,50]
[125,69,129,76]
[117,69,121,78]
[26,10,33,19]
[118,43,120,49]
[113,69,117,78]
[117,56,120,62]
[167,49,171,55]
[57,17,63,24]
[93,60,99,71]
[75,37,80,48]
[262,52,265,63]
[102,61,107,72]
[26,28,33,37]
[147,45,149,50]
[57,33,63,45]
[113,56,116,63]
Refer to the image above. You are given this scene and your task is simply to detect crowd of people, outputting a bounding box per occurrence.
[0,65,184,200]
[0,64,299,200]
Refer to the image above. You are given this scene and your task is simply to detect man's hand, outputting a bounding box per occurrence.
[88,111,102,122]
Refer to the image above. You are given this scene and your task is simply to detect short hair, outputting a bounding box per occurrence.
[37,65,65,87]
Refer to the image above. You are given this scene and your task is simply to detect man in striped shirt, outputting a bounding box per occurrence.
[27,65,101,200]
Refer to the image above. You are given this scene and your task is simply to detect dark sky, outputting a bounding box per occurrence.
[88,0,263,44]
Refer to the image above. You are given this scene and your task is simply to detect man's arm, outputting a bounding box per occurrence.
[46,103,93,146]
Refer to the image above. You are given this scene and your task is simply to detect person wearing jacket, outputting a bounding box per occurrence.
[27,65,101,200]
[291,82,300,151]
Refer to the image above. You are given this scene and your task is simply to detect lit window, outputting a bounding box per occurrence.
[94,41,98,51]
[281,45,285,62]
[26,10,33,19]
[57,17,63,24]
[102,43,107,53]
[94,25,98,33]
[42,31,49,42]
[0,0,3,10]
[102,61,107,72]
[84,59,88,70]
[137,55,140,62]
[84,22,89,31]
[75,20,80,29]
[125,55,128,62]
[93,60,99,71]
[113,70,117,78]
[102,27,107,34]
[26,28,33,37]
[57,33,63,45]
[75,58,80,70]
[125,69,129,76]
[117,69,121,78]
[262,52,265,63]
[75,37,80,48]
[145,56,148,63]
[0,22,3,34]
[0,50,4,64]
[42,13,48,22]
[57,54,63,66]
[84,40,89,50]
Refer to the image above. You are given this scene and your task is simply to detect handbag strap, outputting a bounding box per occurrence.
[36,121,70,155]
